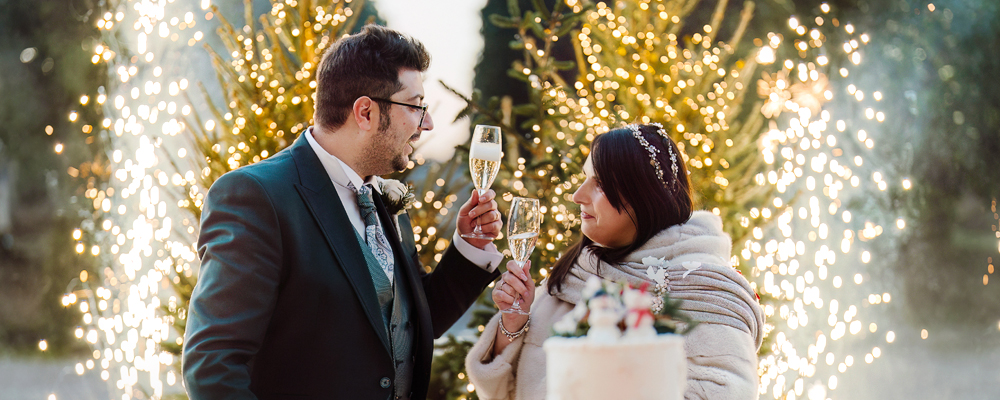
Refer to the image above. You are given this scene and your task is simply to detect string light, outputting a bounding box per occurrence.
[64,1,903,399]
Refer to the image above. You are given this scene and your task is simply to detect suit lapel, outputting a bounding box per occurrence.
[290,135,391,354]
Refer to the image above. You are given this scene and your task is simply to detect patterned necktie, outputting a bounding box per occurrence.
[354,183,395,284]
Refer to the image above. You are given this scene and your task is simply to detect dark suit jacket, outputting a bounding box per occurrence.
[182,134,499,399]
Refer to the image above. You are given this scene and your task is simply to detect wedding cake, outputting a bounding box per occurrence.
[542,278,689,400]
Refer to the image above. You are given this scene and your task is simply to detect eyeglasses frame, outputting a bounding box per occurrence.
[368,96,427,128]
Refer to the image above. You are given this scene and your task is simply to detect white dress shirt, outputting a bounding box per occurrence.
[305,128,502,274]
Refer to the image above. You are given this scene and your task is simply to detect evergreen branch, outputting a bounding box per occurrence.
[438,80,530,149]
[709,0,729,39]
[727,1,756,56]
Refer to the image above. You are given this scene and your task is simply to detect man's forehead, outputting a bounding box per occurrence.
[396,69,425,99]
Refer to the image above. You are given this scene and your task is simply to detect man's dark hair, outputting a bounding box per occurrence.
[314,24,430,129]
[547,124,694,294]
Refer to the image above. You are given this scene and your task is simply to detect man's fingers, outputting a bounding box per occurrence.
[458,189,481,216]
[478,189,496,204]
[478,221,502,237]
[470,201,499,222]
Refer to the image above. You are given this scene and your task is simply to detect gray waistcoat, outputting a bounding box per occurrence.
[354,230,414,399]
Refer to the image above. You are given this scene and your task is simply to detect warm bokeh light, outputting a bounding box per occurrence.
[61,1,907,399]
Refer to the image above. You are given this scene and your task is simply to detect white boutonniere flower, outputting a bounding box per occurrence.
[377,178,415,216]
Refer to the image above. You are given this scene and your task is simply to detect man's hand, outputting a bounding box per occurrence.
[457,189,502,249]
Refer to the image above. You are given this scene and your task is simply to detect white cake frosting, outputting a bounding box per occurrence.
[543,334,686,400]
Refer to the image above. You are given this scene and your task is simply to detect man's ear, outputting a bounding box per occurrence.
[353,96,378,132]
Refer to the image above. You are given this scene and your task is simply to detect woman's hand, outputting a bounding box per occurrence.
[490,260,535,357]
[492,260,536,314]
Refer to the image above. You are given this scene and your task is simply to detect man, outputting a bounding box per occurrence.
[182,25,504,399]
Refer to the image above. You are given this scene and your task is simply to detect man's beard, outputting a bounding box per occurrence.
[361,114,410,175]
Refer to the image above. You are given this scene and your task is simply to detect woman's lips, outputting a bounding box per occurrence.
[581,211,594,220]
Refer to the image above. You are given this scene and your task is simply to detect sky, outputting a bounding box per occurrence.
[376,0,490,161]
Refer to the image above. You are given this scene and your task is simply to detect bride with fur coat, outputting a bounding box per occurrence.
[465,123,764,400]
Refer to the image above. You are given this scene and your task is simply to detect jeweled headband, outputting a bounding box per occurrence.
[626,123,679,190]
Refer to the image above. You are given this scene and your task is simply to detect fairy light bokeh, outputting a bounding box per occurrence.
[742,8,910,400]
[60,0,216,397]
[57,0,925,399]
[989,198,998,287]
[60,0,369,398]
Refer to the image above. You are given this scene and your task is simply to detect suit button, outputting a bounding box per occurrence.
[380,377,391,389]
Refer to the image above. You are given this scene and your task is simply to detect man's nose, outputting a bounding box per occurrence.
[421,110,434,131]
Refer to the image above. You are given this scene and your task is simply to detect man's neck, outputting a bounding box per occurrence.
[311,125,370,179]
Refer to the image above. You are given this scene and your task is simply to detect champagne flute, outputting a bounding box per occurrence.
[503,197,540,315]
[462,125,502,240]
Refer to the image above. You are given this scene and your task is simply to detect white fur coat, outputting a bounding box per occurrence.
[465,211,764,400]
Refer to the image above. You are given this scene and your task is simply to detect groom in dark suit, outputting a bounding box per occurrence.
[182,25,504,400]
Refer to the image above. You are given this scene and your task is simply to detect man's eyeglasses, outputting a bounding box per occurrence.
[369,97,427,127]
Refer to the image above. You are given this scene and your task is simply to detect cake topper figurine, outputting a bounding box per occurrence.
[550,276,696,339]
[623,283,658,339]
[586,293,625,343]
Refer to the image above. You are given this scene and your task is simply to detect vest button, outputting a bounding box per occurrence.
[380,377,391,389]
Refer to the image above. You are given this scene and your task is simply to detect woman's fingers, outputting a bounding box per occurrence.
[505,260,527,281]
[492,286,519,311]
[502,272,529,297]
[517,260,532,282]
[494,289,516,305]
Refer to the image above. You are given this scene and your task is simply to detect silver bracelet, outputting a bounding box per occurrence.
[499,315,530,342]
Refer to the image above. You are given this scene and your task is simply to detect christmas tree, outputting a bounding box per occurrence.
[66,0,898,399]
[447,0,774,278]
[430,0,788,397]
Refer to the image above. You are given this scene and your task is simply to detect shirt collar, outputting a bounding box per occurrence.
[305,127,381,194]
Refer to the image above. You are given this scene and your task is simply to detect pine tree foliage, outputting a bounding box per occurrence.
[572,0,773,249]
[448,0,775,279]
[178,0,369,220]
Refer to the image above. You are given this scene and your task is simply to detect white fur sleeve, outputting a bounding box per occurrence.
[465,312,525,400]
[683,323,761,400]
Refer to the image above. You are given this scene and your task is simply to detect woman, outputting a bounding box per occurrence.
[465,123,764,400]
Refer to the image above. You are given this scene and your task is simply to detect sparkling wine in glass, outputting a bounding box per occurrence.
[462,125,502,240]
[503,197,540,315]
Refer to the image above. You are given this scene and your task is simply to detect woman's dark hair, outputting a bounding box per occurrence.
[314,24,430,129]
[547,124,693,294]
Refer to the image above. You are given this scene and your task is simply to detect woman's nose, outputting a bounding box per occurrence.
[572,186,586,205]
